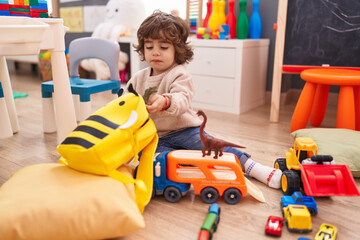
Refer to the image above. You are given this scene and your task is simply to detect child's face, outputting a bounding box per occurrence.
[144,38,175,76]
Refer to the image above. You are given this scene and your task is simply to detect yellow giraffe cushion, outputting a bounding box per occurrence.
[57,85,158,213]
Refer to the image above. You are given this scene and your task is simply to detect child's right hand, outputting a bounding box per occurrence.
[146,94,169,113]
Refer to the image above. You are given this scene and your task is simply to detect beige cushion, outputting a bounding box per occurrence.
[0,163,145,240]
[291,128,360,177]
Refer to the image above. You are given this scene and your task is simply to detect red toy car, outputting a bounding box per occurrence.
[265,216,283,237]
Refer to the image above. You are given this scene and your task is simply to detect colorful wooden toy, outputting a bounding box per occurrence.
[225,0,236,39]
[0,0,48,17]
[249,0,262,39]
[236,0,249,39]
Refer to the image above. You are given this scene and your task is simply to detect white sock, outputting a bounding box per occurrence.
[244,159,282,189]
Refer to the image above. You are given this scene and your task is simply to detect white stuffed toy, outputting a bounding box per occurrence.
[81,0,146,80]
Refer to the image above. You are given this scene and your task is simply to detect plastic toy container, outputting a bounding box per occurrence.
[300,164,360,197]
[0,16,49,55]
[38,51,70,81]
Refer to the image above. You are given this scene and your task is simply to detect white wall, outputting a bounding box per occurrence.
[47,0,52,14]
[143,0,206,19]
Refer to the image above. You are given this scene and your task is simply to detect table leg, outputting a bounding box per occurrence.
[310,84,329,127]
[290,82,317,132]
[355,86,360,131]
[50,51,77,144]
[0,56,19,134]
[0,94,13,139]
[45,19,77,144]
[337,86,355,130]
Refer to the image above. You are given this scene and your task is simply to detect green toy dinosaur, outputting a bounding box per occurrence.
[142,86,158,104]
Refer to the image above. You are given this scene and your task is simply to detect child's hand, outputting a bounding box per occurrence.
[146,94,169,113]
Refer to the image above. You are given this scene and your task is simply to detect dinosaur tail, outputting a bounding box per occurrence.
[223,141,246,149]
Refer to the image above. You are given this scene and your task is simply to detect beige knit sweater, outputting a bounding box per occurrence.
[125,64,202,137]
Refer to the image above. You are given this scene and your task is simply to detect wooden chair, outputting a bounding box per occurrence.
[291,68,360,132]
[41,37,121,133]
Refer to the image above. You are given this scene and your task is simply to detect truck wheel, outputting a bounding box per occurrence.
[281,170,300,195]
[274,158,287,171]
[223,188,242,204]
[308,208,317,216]
[152,188,156,199]
[280,201,285,216]
[164,186,182,203]
[200,187,219,204]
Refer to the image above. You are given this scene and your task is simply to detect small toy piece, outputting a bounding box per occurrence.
[142,86,157,104]
[314,223,337,240]
[281,191,317,216]
[265,216,283,237]
[283,205,312,233]
[196,27,213,39]
[198,203,221,240]
[197,110,245,159]
[219,24,230,40]
[274,137,360,197]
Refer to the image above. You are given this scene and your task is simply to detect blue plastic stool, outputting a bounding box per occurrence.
[0,82,13,138]
[41,37,121,132]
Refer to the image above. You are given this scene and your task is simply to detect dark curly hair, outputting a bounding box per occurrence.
[134,10,193,65]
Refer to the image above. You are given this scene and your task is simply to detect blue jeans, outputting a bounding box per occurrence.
[156,127,251,168]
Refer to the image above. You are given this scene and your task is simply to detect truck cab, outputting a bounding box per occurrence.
[277,137,318,171]
[153,151,190,202]
[281,191,317,216]
[283,205,312,233]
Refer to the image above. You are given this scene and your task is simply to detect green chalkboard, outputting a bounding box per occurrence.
[283,0,360,67]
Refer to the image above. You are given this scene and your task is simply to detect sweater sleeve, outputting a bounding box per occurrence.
[123,67,150,95]
[162,66,195,116]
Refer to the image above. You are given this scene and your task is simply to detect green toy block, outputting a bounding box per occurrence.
[39,12,48,18]
[29,0,38,6]
[9,8,30,12]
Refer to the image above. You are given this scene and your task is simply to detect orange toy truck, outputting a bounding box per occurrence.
[166,150,247,204]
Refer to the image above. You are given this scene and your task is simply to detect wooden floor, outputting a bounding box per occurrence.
[1,66,359,240]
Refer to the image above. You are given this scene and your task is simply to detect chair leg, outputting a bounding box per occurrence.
[291,82,317,132]
[310,84,329,127]
[111,93,119,100]
[79,101,92,122]
[355,86,360,131]
[73,95,81,122]
[42,97,57,133]
[337,86,355,130]
[0,56,19,134]
[0,98,13,139]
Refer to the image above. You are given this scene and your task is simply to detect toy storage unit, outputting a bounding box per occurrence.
[187,39,269,115]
